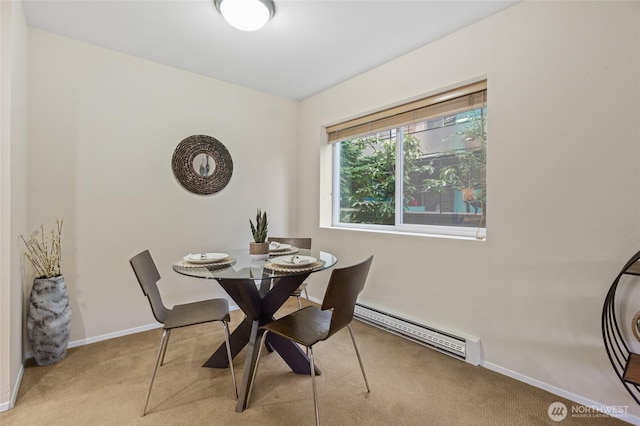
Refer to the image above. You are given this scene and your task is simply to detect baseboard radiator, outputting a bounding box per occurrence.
[354,303,481,365]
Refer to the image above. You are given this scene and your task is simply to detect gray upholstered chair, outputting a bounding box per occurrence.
[247,256,374,426]
[268,237,312,308]
[129,250,237,416]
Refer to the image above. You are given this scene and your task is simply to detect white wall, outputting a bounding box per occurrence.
[0,0,28,412]
[27,29,299,342]
[299,0,640,417]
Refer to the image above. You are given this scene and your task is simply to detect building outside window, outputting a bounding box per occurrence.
[328,81,487,239]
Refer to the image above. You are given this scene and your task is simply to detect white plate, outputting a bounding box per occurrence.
[183,253,229,264]
[269,242,292,251]
[270,255,316,267]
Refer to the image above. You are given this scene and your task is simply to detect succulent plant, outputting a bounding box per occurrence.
[250,209,268,243]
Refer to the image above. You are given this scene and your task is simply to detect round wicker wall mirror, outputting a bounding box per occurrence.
[172,135,233,195]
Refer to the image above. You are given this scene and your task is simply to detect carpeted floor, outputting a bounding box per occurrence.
[0,300,630,425]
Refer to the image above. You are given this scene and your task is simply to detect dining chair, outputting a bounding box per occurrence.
[247,255,374,426]
[129,249,237,416]
[268,237,312,308]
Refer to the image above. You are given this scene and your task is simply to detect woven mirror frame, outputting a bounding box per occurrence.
[172,135,233,195]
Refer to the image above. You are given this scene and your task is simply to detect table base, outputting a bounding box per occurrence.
[203,275,321,412]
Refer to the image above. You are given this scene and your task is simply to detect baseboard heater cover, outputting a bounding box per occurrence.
[354,303,481,365]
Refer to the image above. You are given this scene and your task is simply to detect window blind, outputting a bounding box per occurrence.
[326,80,487,144]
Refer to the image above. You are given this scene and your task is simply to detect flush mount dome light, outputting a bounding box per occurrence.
[214,0,275,32]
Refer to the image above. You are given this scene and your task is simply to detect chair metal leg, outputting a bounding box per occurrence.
[309,346,320,426]
[159,329,171,366]
[296,288,310,309]
[246,330,268,408]
[348,325,370,393]
[143,329,169,416]
[223,321,238,399]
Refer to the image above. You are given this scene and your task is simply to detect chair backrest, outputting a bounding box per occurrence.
[321,255,373,340]
[267,237,312,250]
[129,250,170,324]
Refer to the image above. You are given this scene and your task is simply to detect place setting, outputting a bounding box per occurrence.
[268,241,299,256]
[173,252,236,270]
[264,254,325,273]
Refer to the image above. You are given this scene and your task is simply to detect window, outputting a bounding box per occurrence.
[328,81,487,239]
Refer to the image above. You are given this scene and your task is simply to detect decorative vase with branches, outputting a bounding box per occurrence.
[20,219,71,366]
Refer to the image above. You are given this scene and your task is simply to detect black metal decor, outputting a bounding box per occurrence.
[172,135,233,195]
[602,248,640,405]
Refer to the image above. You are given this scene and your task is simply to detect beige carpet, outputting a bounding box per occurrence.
[0,300,630,425]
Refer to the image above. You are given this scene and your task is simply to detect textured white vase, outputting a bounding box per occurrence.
[27,275,71,366]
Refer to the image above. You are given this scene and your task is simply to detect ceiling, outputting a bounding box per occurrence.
[22,0,518,100]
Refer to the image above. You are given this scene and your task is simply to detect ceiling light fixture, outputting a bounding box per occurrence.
[214,0,275,32]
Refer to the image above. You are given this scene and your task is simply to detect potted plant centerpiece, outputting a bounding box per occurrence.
[249,209,269,260]
[20,219,71,365]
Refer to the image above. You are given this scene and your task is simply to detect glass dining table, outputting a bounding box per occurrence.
[173,248,337,412]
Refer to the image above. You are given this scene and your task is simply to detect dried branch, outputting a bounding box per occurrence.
[20,219,63,278]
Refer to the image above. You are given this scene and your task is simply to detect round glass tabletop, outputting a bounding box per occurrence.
[172,248,337,280]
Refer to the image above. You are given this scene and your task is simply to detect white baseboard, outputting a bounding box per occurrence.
[482,361,640,425]
[67,322,163,349]
[11,363,24,409]
[23,322,164,361]
[0,363,24,413]
[25,305,243,356]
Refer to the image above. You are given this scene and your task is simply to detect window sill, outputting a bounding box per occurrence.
[323,223,486,241]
